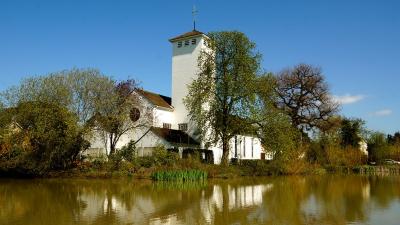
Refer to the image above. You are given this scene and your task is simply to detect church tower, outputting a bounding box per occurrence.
[169,30,208,133]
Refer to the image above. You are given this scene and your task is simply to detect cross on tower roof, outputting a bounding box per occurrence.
[192,5,198,31]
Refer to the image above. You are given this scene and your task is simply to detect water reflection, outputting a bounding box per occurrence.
[1,176,400,225]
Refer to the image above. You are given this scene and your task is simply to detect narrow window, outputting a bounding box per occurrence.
[251,138,254,158]
[178,123,188,131]
[184,40,189,46]
[243,137,246,157]
[177,42,182,48]
[163,123,171,129]
[191,38,196,45]
[234,136,238,158]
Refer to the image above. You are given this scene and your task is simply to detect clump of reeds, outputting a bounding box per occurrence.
[151,169,208,181]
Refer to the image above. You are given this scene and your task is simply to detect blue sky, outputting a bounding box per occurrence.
[0,0,399,134]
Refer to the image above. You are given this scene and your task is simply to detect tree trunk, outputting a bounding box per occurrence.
[109,135,116,155]
[221,137,230,166]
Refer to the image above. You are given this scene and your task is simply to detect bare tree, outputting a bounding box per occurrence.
[93,79,153,155]
[275,64,339,133]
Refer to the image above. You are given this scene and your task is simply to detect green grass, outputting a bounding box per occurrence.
[151,169,208,181]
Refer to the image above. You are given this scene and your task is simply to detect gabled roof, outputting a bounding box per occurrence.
[150,127,200,147]
[137,89,173,110]
[169,30,204,42]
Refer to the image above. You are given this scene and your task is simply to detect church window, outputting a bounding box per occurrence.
[129,108,140,122]
[191,38,196,45]
[177,41,182,48]
[243,137,246,157]
[251,138,254,158]
[234,136,238,158]
[179,123,188,131]
[163,123,171,129]
[184,40,190,46]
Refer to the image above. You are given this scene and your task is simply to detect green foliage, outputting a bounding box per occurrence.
[340,118,366,148]
[325,146,367,166]
[184,31,262,165]
[367,132,400,163]
[388,132,400,145]
[118,140,136,162]
[0,101,89,175]
[131,146,180,169]
[1,68,115,126]
[258,110,299,162]
[151,169,207,181]
[251,73,306,172]
[307,116,369,167]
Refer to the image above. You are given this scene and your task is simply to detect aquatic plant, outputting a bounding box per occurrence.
[151,169,208,181]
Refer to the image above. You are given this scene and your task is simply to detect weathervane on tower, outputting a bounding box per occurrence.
[192,5,198,31]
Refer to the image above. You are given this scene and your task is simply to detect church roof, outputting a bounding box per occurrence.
[169,30,204,42]
[137,89,173,110]
[150,127,200,147]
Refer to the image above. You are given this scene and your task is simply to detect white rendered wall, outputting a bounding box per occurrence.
[152,108,173,128]
[229,135,263,160]
[171,35,205,131]
[86,93,171,156]
[207,135,264,164]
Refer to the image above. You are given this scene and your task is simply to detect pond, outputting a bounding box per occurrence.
[1,175,399,225]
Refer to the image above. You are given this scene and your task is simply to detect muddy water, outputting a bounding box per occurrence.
[1,175,399,225]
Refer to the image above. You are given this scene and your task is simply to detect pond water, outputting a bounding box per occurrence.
[1,175,399,225]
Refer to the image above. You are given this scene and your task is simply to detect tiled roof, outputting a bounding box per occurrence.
[151,127,200,147]
[137,89,172,110]
[169,30,204,42]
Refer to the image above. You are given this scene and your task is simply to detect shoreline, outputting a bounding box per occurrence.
[2,164,400,180]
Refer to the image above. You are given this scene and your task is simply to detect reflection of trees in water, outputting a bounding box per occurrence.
[369,176,400,208]
[0,179,86,225]
[1,176,400,225]
[260,176,400,225]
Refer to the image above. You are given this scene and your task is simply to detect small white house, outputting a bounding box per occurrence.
[87,29,266,164]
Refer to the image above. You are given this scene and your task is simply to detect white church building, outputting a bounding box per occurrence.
[88,29,267,164]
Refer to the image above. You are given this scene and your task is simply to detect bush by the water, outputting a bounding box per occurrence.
[0,101,89,176]
[368,132,400,164]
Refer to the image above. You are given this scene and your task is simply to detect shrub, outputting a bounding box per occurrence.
[132,145,180,168]
[118,140,136,162]
[0,101,89,176]
[325,146,366,166]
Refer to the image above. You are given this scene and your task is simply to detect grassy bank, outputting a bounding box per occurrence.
[40,158,400,180]
[3,146,400,179]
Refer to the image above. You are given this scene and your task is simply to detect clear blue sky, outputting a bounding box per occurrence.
[1,0,399,134]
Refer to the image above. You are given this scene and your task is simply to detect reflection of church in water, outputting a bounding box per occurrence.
[78,182,275,225]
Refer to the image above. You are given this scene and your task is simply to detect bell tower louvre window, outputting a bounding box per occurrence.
[163,123,171,129]
[179,123,188,131]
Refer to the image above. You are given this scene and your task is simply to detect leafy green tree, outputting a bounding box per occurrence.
[1,68,115,126]
[340,118,365,148]
[367,132,389,163]
[387,132,400,145]
[0,101,89,175]
[252,73,300,162]
[184,31,261,165]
